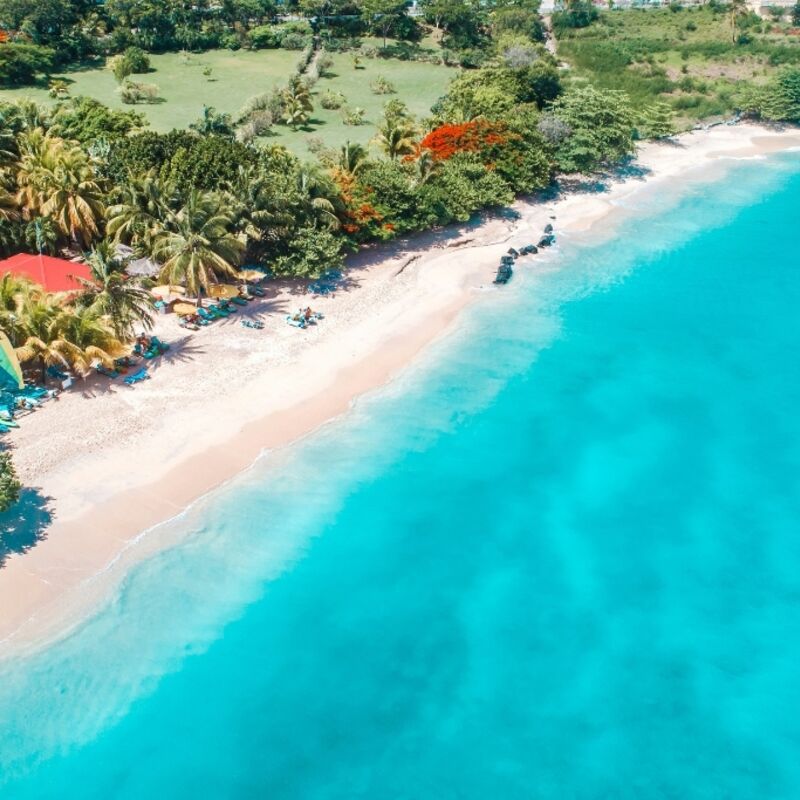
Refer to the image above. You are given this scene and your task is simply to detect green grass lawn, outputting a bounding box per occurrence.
[556,7,800,127]
[278,52,455,155]
[0,49,302,131]
[0,45,456,156]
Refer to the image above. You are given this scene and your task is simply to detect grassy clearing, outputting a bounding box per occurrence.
[282,52,455,154]
[0,45,456,154]
[0,49,301,131]
[556,7,800,127]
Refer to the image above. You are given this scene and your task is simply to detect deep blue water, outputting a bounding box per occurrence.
[1,154,800,799]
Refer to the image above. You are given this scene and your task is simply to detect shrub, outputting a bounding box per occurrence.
[282,32,311,50]
[0,452,20,514]
[0,44,55,87]
[553,0,600,31]
[123,46,150,74]
[341,106,366,125]
[249,25,281,49]
[317,52,334,77]
[320,90,346,109]
[359,44,380,59]
[370,75,396,94]
[118,81,160,104]
[273,226,344,278]
[752,65,800,121]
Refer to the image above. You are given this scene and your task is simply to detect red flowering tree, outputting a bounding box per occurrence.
[418,120,510,162]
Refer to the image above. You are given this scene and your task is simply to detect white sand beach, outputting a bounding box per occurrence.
[1,122,799,656]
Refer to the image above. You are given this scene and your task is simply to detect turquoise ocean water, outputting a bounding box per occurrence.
[1,153,800,798]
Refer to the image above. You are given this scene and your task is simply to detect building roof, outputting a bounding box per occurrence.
[0,252,93,293]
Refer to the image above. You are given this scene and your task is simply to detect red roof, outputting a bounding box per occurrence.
[0,253,93,293]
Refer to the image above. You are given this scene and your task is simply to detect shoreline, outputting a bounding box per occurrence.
[2,122,799,659]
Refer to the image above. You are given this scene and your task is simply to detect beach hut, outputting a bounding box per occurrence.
[0,331,23,391]
[117,244,161,279]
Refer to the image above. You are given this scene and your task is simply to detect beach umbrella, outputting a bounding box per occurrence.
[151,284,185,299]
[173,302,199,317]
[238,269,267,283]
[0,331,23,391]
[150,285,186,304]
[208,284,240,299]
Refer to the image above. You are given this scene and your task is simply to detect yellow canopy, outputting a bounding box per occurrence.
[173,302,199,316]
[151,284,186,299]
[238,269,267,282]
[208,284,240,299]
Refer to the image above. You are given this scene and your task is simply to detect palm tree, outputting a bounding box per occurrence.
[76,243,156,340]
[336,141,369,179]
[51,305,125,374]
[15,129,105,247]
[106,170,176,249]
[0,273,37,346]
[282,77,313,130]
[293,166,342,230]
[14,295,123,380]
[373,116,418,160]
[0,185,18,222]
[412,148,439,187]
[152,190,244,300]
[12,295,70,381]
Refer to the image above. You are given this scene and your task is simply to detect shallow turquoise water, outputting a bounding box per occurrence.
[2,155,800,798]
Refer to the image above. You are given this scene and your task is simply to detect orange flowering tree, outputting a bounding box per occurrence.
[418,120,510,162]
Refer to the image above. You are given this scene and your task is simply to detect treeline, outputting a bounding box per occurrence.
[0,29,682,282]
[1,0,547,85]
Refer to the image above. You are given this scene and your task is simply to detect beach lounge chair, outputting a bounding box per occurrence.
[230,295,248,306]
[150,336,170,353]
[46,365,70,381]
[196,307,216,323]
[208,303,230,318]
[216,300,237,313]
[123,368,149,386]
[241,319,264,330]
[96,365,120,379]
[115,356,137,370]
[179,317,200,331]
[247,286,266,297]
[286,314,307,329]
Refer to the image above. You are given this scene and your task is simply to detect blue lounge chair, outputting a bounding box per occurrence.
[150,336,170,352]
[286,314,307,329]
[196,307,216,323]
[208,304,230,318]
[242,319,264,330]
[124,368,149,386]
[96,365,120,379]
[47,365,70,381]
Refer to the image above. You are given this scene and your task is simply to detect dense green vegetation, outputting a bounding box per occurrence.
[0,450,20,513]
[554,4,800,126]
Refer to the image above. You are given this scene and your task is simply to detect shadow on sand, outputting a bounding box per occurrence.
[0,488,54,568]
